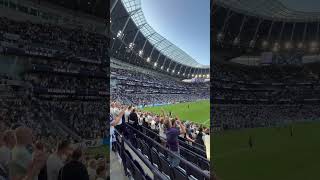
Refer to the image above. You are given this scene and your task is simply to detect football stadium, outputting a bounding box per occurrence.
[213,0,320,180]
[0,0,109,180]
[110,0,210,179]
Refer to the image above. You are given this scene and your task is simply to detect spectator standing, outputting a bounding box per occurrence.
[164,117,186,167]
[58,148,89,180]
[46,140,71,180]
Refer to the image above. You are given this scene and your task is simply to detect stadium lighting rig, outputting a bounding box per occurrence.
[117,30,123,38]
[233,37,240,46]
[129,42,134,49]
[139,50,143,57]
[310,41,318,52]
[249,39,256,48]
[154,62,157,67]
[167,68,169,72]
[297,42,304,49]
[161,66,164,69]
[311,41,318,48]
[262,40,268,48]
[272,42,280,52]
[285,42,292,49]
[217,32,224,42]
[147,57,151,62]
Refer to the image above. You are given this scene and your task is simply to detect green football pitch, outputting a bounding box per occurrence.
[142,100,210,127]
[213,122,320,180]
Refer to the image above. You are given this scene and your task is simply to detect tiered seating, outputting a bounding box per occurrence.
[213,61,320,129]
[111,67,209,106]
[138,125,209,170]
[121,124,210,180]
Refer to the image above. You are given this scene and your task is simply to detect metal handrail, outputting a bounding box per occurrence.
[114,129,169,180]
[125,124,210,179]
[138,124,208,159]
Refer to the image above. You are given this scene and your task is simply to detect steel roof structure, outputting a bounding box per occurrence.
[120,0,208,68]
[214,0,320,63]
[217,0,320,22]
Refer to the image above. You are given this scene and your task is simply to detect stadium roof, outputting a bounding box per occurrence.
[42,0,106,18]
[217,0,320,22]
[121,0,208,68]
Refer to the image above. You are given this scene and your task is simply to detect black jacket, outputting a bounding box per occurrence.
[58,160,89,180]
[129,112,138,126]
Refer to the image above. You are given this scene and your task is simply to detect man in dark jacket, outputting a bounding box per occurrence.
[128,108,139,129]
[58,148,89,180]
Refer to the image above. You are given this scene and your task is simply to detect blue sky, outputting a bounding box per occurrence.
[140,0,210,65]
[280,0,320,12]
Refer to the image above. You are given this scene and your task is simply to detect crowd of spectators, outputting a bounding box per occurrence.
[213,104,320,129]
[25,74,106,91]
[213,61,320,130]
[0,124,109,180]
[0,16,109,180]
[0,15,108,139]
[111,67,209,106]
[109,64,210,173]
[42,101,107,139]
[0,17,108,62]
[213,62,320,102]
[110,101,210,166]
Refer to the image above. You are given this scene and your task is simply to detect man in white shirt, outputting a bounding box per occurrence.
[110,102,119,119]
[47,140,72,180]
[150,117,156,130]
[124,106,132,123]
[147,113,152,123]
[203,128,210,160]
[10,127,47,180]
[110,106,126,151]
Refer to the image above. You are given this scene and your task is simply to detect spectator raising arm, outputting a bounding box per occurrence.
[111,107,126,127]
[176,117,186,135]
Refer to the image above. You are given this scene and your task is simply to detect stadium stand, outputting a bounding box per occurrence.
[212,1,320,179]
[111,60,209,106]
[0,0,109,180]
[213,0,320,130]
[110,0,210,179]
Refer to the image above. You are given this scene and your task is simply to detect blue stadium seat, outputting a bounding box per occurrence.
[141,140,151,160]
[151,147,161,169]
[159,154,173,179]
[133,160,147,180]
[173,167,188,180]
[198,158,210,170]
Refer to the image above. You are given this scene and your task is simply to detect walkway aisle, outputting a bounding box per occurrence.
[110,150,129,180]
